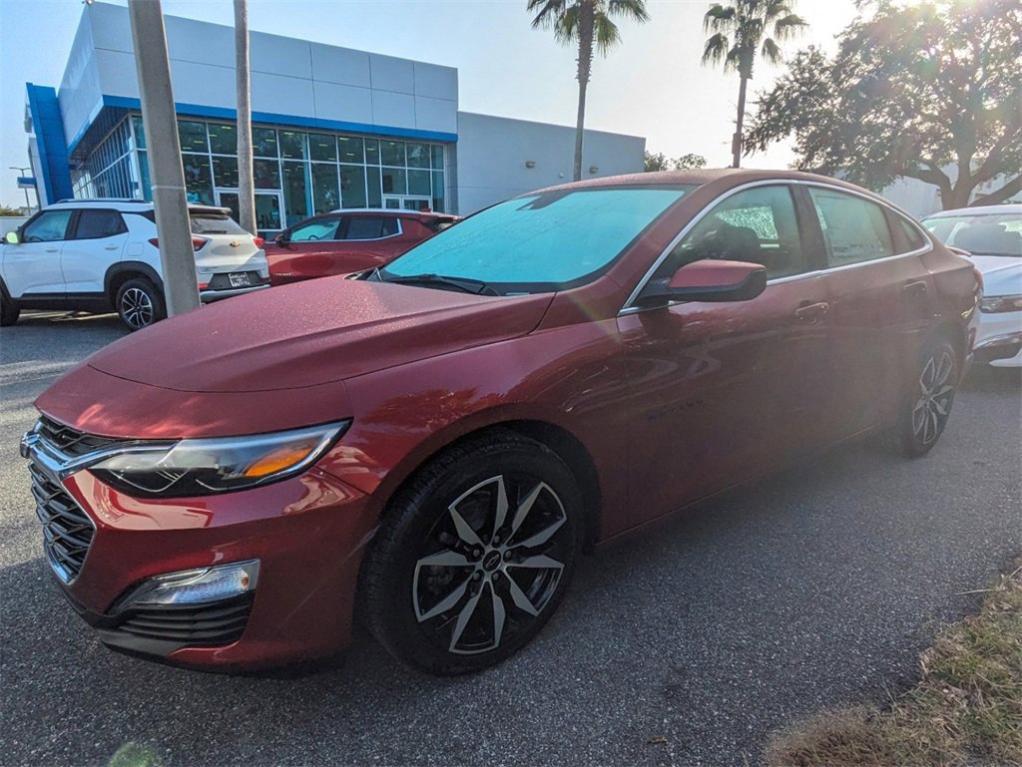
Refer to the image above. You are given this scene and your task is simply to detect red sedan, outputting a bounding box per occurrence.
[24,170,979,675]
[266,208,458,285]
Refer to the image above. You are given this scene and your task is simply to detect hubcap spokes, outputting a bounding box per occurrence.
[122,288,153,329]
[412,475,567,655]
[913,350,954,445]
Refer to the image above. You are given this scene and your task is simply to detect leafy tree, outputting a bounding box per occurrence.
[0,204,24,216]
[528,0,649,181]
[747,0,1022,209]
[701,0,806,168]
[644,151,708,171]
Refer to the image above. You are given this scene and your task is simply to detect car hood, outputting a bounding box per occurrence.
[965,255,1022,296]
[87,277,554,392]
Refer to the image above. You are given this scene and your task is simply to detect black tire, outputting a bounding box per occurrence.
[894,336,960,457]
[0,282,19,326]
[361,431,583,675]
[115,277,165,331]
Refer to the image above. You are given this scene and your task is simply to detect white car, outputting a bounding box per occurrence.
[922,204,1022,367]
[0,200,269,330]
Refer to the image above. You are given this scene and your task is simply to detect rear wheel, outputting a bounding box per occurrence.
[0,285,19,326]
[361,432,582,675]
[896,337,959,457]
[115,278,165,331]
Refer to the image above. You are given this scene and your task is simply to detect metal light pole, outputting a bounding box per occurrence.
[9,166,32,212]
[234,0,256,235]
[127,0,200,317]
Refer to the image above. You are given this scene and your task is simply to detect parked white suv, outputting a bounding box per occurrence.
[0,200,269,330]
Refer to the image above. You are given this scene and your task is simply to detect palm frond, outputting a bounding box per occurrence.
[608,0,649,23]
[528,0,568,30]
[702,32,730,65]
[593,12,622,54]
[703,3,737,33]
[760,36,782,64]
[555,4,581,44]
[772,13,807,39]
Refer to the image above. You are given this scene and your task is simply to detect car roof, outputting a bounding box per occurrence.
[325,207,458,219]
[45,200,233,217]
[923,204,1022,219]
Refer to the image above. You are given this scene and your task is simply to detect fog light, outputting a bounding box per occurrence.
[117,560,260,610]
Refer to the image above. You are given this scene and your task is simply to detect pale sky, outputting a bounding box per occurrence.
[0,0,860,208]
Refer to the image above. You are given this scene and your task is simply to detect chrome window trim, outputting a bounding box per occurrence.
[619,178,935,316]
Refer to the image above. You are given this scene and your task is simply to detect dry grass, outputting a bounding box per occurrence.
[765,564,1022,767]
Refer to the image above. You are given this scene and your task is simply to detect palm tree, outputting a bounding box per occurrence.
[702,0,806,168]
[528,0,649,181]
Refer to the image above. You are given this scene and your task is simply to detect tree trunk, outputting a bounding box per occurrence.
[732,75,749,169]
[234,0,256,235]
[573,3,594,182]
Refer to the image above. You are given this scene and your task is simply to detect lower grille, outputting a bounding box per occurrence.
[113,595,253,647]
[30,461,94,583]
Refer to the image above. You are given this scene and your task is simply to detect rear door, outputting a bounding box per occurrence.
[802,185,934,437]
[62,209,129,294]
[3,209,72,297]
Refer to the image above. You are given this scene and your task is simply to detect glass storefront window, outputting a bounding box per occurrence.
[254,158,281,189]
[312,164,340,214]
[408,169,431,196]
[131,115,146,149]
[309,133,336,162]
[178,121,209,153]
[138,151,152,201]
[431,145,444,170]
[365,139,380,165]
[340,165,367,208]
[338,136,364,164]
[381,168,406,195]
[212,156,239,188]
[182,154,214,204]
[381,140,404,167]
[280,131,306,160]
[407,143,430,168]
[432,171,445,212]
[209,123,238,154]
[253,127,279,157]
[366,166,382,207]
[283,162,308,226]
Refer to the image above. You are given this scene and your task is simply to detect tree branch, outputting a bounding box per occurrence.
[972,174,1022,207]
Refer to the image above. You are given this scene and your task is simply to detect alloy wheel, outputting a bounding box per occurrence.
[912,349,955,446]
[412,474,570,656]
[120,287,154,329]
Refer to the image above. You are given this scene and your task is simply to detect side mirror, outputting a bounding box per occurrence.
[637,259,767,307]
[4,230,20,245]
[274,232,290,248]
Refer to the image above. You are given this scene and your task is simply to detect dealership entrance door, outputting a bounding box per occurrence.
[216,190,284,235]
[384,195,432,212]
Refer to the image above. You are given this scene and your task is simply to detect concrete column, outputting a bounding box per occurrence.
[127,0,200,317]
[234,0,256,235]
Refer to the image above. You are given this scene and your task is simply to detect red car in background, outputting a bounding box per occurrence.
[266,209,459,285]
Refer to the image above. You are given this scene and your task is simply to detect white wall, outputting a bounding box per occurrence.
[455,112,645,214]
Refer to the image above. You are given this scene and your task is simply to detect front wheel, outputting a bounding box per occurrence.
[115,278,165,331]
[361,432,583,675]
[896,337,959,457]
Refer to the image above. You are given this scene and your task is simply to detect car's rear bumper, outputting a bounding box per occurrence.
[38,462,375,672]
[199,284,271,302]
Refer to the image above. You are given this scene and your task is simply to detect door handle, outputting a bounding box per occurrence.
[103,245,119,251]
[903,280,928,295]
[45,248,59,253]
[795,301,830,322]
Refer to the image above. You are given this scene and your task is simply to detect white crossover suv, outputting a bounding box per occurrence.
[0,200,269,330]
[922,204,1022,367]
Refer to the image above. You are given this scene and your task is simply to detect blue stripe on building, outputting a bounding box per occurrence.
[26,84,73,203]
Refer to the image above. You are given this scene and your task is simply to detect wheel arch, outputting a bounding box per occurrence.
[105,262,164,301]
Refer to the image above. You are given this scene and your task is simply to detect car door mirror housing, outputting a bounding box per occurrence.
[274,232,290,248]
[4,230,20,245]
[637,259,768,307]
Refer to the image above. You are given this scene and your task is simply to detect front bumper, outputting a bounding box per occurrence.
[974,309,1022,367]
[25,435,374,671]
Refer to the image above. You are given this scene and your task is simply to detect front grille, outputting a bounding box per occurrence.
[37,416,119,458]
[113,595,253,647]
[30,461,95,582]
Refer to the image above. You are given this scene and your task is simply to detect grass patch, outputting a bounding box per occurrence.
[765,563,1022,767]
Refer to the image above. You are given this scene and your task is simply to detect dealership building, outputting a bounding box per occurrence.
[24,2,645,231]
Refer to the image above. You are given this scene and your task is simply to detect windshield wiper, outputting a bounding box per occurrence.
[380,272,498,296]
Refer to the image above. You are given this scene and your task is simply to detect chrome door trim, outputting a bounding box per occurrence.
[619,178,935,316]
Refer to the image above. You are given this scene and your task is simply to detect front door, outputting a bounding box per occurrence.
[4,209,73,297]
[216,190,284,235]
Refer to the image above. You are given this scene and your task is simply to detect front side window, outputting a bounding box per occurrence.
[290,217,340,242]
[23,210,72,242]
[384,186,690,290]
[922,213,1021,257]
[810,188,895,266]
[74,210,126,240]
[655,185,806,280]
[345,216,398,240]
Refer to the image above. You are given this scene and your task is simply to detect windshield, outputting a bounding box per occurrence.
[381,186,691,292]
[189,212,247,236]
[922,213,1022,257]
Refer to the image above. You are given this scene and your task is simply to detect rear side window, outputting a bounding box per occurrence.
[809,188,895,266]
[189,213,246,235]
[289,217,340,241]
[890,214,927,253]
[345,216,399,240]
[22,210,73,242]
[73,209,127,239]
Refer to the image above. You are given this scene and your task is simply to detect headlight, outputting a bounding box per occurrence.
[980,294,1022,314]
[115,560,260,609]
[90,421,349,497]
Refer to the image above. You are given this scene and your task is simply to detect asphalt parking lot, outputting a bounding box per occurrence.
[1,311,1020,767]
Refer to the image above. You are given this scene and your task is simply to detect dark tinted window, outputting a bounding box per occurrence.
[22,210,72,242]
[809,188,895,265]
[345,216,399,240]
[189,212,246,235]
[74,210,126,239]
[656,185,806,280]
[892,215,926,253]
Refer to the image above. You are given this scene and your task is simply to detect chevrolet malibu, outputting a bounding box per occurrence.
[23,170,980,675]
